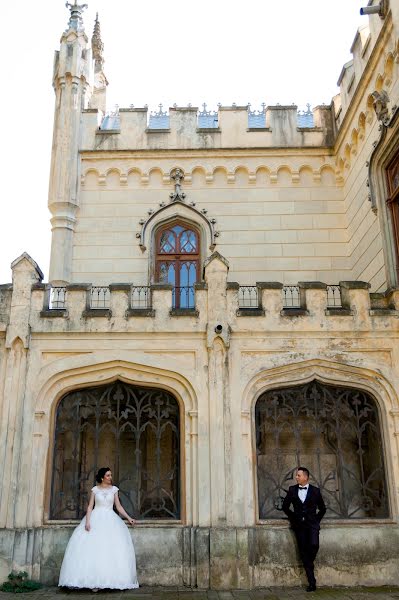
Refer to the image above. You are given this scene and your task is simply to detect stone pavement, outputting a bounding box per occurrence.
[1,587,399,600]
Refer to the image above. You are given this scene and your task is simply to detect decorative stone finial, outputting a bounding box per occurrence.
[92,12,104,68]
[66,0,88,31]
[169,168,186,203]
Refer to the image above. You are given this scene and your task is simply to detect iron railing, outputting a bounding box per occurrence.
[327,284,342,308]
[49,286,67,309]
[90,286,110,309]
[238,286,259,308]
[282,285,300,308]
[172,286,195,309]
[131,286,151,309]
[256,380,388,520]
[50,381,180,520]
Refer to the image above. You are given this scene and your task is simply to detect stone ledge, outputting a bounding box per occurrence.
[236,308,265,317]
[340,281,371,290]
[226,282,240,290]
[280,308,309,317]
[256,281,283,289]
[325,308,353,316]
[145,128,171,134]
[126,308,155,318]
[197,128,221,133]
[82,309,112,318]
[369,309,399,317]
[66,284,91,291]
[298,281,327,290]
[247,127,272,132]
[40,309,68,318]
[151,283,174,291]
[109,283,132,292]
[169,309,199,317]
[96,129,120,134]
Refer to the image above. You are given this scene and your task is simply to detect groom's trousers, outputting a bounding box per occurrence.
[294,525,319,587]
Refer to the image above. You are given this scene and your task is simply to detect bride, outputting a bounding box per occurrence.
[59,467,139,591]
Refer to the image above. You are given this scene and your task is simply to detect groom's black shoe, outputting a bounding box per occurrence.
[306,584,317,592]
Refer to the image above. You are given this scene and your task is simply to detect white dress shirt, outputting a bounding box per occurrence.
[298,484,309,503]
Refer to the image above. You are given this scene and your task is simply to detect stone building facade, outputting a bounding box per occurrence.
[0,0,399,589]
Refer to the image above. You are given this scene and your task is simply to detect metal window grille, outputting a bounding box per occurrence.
[282,285,300,308]
[238,286,259,308]
[327,285,342,308]
[49,287,67,309]
[131,286,151,309]
[256,380,388,520]
[50,381,180,520]
[90,286,110,309]
[172,286,195,309]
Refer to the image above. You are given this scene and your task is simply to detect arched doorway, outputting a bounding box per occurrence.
[50,381,180,520]
[255,380,388,519]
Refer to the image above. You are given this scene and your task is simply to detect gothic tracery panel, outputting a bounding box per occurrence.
[50,381,180,520]
[256,380,388,520]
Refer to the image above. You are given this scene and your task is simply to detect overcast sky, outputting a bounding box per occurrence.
[0,0,367,283]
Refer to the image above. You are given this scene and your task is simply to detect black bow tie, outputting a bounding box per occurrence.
[299,486,308,490]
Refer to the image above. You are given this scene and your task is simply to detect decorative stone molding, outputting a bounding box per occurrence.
[136,169,220,251]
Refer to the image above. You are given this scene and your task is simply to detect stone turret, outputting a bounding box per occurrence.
[48,1,91,285]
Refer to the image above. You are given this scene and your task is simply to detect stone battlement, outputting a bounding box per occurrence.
[81,104,334,151]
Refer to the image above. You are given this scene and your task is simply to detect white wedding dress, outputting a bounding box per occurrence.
[59,485,139,590]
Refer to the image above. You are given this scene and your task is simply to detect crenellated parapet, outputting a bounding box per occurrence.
[80,103,334,151]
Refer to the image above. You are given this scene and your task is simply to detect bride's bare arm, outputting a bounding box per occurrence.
[114,492,136,525]
[85,492,95,531]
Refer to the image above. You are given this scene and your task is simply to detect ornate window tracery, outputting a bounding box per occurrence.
[50,381,180,520]
[255,380,388,520]
[155,220,200,309]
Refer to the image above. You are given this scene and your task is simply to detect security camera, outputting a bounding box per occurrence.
[214,324,223,334]
[360,0,387,18]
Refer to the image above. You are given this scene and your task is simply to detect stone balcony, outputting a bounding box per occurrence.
[1,253,398,344]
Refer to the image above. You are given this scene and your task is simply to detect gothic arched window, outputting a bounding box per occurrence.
[255,380,388,520]
[50,381,180,520]
[386,152,399,283]
[155,221,200,309]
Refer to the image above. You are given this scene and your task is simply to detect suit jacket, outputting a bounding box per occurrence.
[282,484,326,530]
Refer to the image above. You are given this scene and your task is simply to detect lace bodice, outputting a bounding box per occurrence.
[92,485,118,510]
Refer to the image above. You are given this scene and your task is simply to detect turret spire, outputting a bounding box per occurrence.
[88,12,108,113]
[91,12,104,70]
[65,0,88,32]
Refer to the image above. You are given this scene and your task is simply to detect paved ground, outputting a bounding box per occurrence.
[1,587,399,600]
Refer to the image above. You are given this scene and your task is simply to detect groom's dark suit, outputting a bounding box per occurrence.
[282,484,326,589]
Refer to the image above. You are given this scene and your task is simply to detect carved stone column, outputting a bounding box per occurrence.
[0,254,43,528]
[204,252,232,525]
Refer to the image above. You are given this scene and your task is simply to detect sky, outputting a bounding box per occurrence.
[0,0,367,283]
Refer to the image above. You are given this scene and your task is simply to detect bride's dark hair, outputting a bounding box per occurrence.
[95,467,111,484]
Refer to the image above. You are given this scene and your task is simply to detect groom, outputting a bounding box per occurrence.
[282,467,326,592]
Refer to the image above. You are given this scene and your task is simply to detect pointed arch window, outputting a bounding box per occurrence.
[255,380,388,520]
[155,221,200,309]
[50,381,180,520]
[386,152,399,282]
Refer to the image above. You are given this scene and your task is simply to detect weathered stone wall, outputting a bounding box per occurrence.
[1,255,399,587]
[335,11,399,292]
[74,153,345,285]
[2,525,399,589]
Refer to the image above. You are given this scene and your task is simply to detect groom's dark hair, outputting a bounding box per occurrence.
[95,467,111,483]
[297,466,310,479]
